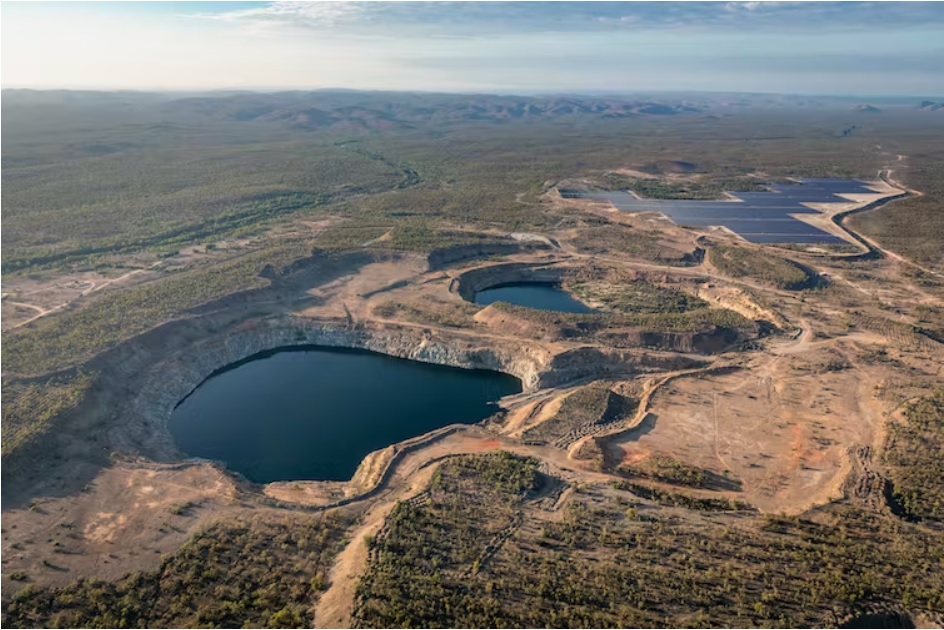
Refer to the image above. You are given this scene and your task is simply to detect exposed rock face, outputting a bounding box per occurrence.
[693,283,789,330]
[1,252,708,484]
[457,263,758,354]
[453,262,567,300]
[120,315,701,460]
[475,305,745,354]
[595,327,745,354]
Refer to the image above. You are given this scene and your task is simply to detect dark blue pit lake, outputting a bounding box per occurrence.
[474,282,594,313]
[562,178,880,244]
[169,347,522,483]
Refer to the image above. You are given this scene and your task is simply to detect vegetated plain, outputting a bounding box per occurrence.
[2,89,944,628]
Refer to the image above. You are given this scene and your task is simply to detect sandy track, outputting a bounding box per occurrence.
[567,365,717,461]
[3,263,161,331]
[313,464,440,628]
[311,427,619,628]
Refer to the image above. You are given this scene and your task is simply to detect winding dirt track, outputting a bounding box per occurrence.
[307,168,941,627]
[313,464,441,628]
[837,167,942,278]
[309,428,618,628]
[306,322,814,628]
[566,365,718,460]
[306,324,833,628]
[4,263,161,331]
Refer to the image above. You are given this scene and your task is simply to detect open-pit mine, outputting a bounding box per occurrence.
[3,88,943,629]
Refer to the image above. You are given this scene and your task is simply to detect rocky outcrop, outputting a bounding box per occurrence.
[596,327,745,354]
[474,304,751,355]
[693,283,790,330]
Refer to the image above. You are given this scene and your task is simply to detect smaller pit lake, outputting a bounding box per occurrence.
[474,282,594,313]
[170,347,521,483]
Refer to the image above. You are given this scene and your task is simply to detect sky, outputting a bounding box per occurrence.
[2,1,943,96]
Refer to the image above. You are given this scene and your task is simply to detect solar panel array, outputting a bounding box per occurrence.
[563,179,879,244]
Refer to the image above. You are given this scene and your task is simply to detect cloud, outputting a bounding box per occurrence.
[189,1,368,32]
[186,1,944,36]
[3,0,941,94]
[725,1,791,12]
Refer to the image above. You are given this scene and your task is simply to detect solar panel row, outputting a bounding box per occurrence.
[564,178,874,244]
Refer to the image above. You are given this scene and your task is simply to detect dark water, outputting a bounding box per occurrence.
[563,178,877,244]
[839,612,915,629]
[169,347,521,483]
[474,282,594,313]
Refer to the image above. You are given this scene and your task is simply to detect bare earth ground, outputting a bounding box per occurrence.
[606,340,888,513]
[2,463,243,589]
[0,217,342,331]
[3,164,943,627]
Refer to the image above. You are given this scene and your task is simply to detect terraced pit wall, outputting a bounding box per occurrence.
[115,315,701,460]
[452,262,568,301]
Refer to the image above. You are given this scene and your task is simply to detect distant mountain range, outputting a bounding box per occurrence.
[4,89,941,137]
[918,100,944,111]
[161,91,707,131]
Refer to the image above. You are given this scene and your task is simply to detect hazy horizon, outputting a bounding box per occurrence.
[2,1,943,96]
[3,86,943,102]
